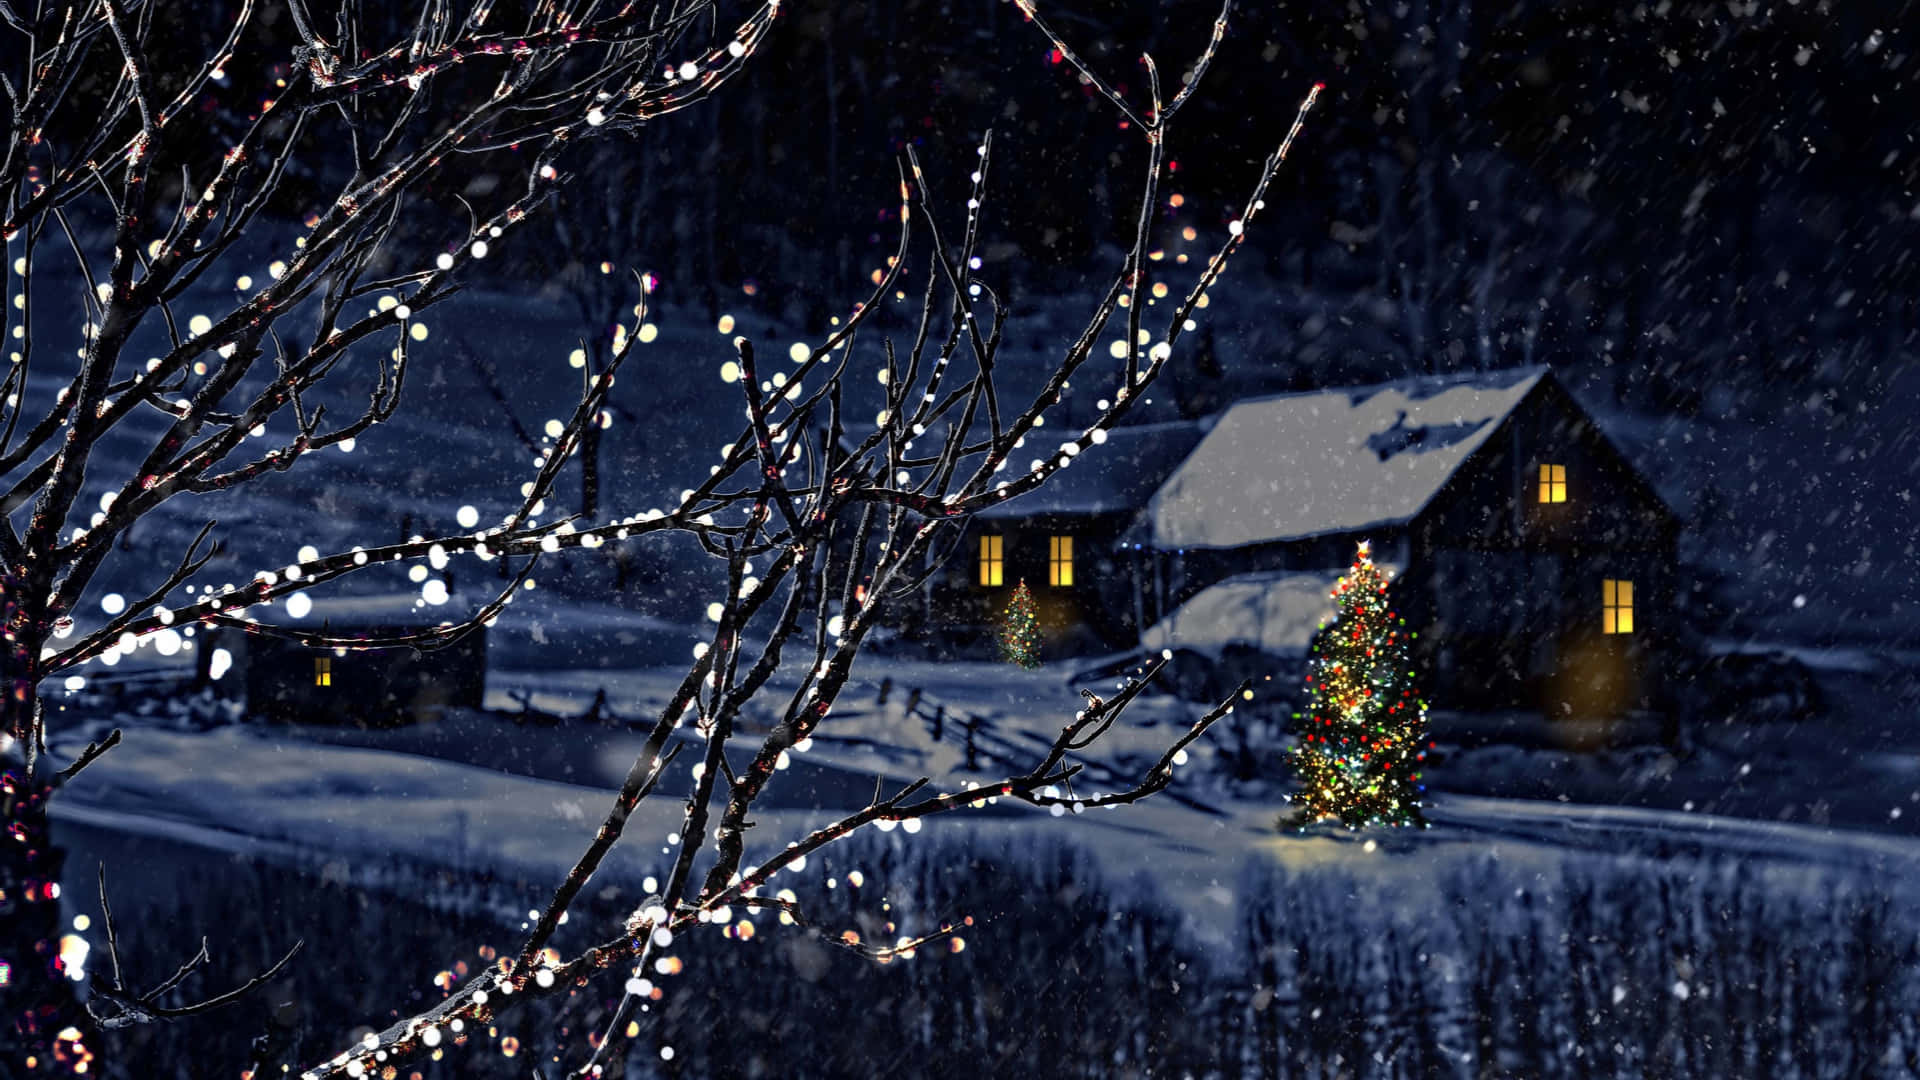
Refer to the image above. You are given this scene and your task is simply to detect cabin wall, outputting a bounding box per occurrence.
[1410,386,1680,713]
[204,627,486,725]
[881,513,1144,657]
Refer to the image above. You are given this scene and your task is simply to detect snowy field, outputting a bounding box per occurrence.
[49,635,1920,943]
[49,650,1920,1078]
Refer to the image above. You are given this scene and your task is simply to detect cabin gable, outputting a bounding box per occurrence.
[1409,378,1678,556]
[1404,377,1680,712]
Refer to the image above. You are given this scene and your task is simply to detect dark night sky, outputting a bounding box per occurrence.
[481,0,1920,412]
[482,0,1920,639]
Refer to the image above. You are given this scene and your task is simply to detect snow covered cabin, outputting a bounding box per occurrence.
[197,593,487,725]
[1133,366,1683,716]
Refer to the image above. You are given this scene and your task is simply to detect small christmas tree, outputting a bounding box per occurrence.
[1286,540,1429,828]
[998,580,1042,669]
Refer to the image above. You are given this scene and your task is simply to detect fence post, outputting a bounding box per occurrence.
[904,686,922,717]
[931,705,945,743]
[582,686,610,725]
[876,677,892,707]
[964,716,979,771]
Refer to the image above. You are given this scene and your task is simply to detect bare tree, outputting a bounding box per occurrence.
[294,8,1318,1076]
[1,0,1320,1074]
[0,0,783,1063]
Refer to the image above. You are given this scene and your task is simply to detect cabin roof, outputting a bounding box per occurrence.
[1138,366,1551,550]
[287,592,477,626]
[976,420,1207,520]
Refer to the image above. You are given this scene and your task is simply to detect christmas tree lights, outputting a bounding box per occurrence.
[1286,540,1429,828]
[998,580,1042,670]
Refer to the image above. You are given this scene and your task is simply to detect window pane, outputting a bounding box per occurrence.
[1049,535,1074,587]
[1603,579,1615,606]
[979,535,1003,586]
[1540,464,1567,503]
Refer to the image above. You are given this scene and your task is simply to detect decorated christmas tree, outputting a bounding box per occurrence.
[1286,540,1429,828]
[998,580,1042,670]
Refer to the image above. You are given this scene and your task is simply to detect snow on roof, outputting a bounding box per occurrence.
[977,420,1207,519]
[1140,564,1404,659]
[1141,366,1548,550]
[292,592,476,626]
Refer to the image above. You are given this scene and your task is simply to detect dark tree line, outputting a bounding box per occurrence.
[496,0,1917,416]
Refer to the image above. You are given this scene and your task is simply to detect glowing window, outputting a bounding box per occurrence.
[978,535,1004,587]
[1049,536,1075,587]
[314,655,333,687]
[1538,463,1567,503]
[1602,579,1634,634]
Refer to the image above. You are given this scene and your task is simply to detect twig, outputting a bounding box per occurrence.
[52,728,122,789]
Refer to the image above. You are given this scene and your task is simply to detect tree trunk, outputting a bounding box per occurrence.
[0,750,84,1068]
[1,579,89,1068]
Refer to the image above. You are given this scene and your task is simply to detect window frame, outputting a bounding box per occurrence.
[314,654,333,687]
[978,534,1004,587]
[1538,463,1567,504]
[1049,535,1075,587]
[1601,578,1634,635]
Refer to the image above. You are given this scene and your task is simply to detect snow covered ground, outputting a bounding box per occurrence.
[42,623,1920,1080]
[47,637,1920,952]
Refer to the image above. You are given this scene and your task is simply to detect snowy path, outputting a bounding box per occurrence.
[1427,794,1920,872]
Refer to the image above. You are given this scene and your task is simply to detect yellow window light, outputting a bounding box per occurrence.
[1538,463,1567,503]
[1049,535,1074,587]
[978,534,1004,587]
[1602,578,1634,634]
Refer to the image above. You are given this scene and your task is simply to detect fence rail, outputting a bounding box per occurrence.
[873,676,1225,816]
